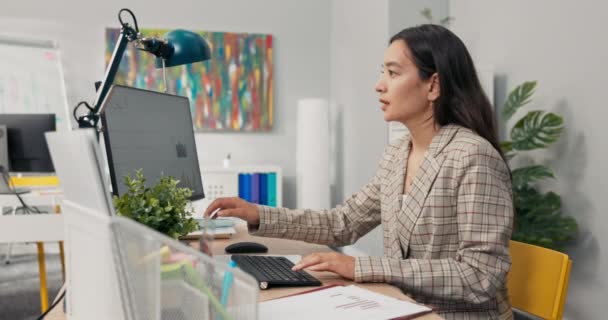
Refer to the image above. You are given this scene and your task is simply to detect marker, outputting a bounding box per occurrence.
[217,260,237,320]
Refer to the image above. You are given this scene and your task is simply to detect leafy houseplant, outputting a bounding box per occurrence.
[500,81,577,251]
[113,169,198,239]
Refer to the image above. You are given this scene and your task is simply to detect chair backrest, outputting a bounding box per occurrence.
[507,240,572,319]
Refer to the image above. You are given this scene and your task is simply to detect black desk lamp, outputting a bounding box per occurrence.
[74,8,211,129]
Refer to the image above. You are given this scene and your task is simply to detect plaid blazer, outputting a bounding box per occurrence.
[252,124,514,319]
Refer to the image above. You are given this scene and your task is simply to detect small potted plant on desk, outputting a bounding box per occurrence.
[113,169,199,240]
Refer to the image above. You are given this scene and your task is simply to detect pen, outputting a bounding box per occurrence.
[218,260,237,320]
[209,207,221,219]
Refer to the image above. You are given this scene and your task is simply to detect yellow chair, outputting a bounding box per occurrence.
[508,240,572,320]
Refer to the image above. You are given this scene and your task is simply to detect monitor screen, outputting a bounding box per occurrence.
[0,113,55,172]
[101,85,205,200]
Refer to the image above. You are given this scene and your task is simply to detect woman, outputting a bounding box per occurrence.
[205,24,514,319]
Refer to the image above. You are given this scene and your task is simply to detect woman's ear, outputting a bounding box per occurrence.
[428,73,440,101]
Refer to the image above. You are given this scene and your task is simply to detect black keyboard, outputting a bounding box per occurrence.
[231,255,322,290]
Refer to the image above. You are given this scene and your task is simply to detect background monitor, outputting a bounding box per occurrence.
[0,113,55,172]
[101,85,205,200]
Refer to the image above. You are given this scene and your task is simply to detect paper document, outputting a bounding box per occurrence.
[259,285,431,320]
[206,226,236,235]
[181,226,236,240]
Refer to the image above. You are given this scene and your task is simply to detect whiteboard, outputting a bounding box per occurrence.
[0,36,70,130]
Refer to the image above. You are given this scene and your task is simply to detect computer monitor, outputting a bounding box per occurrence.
[0,113,55,172]
[101,85,205,200]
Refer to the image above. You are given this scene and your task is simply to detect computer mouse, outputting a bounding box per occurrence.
[225,241,268,254]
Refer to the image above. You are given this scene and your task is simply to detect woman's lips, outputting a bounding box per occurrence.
[379,99,389,111]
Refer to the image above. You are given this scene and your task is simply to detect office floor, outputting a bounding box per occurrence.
[0,243,62,320]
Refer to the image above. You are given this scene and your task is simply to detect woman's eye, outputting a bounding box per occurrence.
[381,69,397,76]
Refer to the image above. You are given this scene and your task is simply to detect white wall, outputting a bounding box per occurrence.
[389,0,449,35]
[333,0,450,257]
[0,0,331,208]
[330,0,389,256]
[450,1,608,318]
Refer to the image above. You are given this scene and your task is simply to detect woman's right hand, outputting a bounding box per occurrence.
[203,197,260,226]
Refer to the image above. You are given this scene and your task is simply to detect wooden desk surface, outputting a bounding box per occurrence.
[47,223,442,319]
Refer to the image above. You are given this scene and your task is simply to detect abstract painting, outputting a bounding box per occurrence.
[105,28,274,131]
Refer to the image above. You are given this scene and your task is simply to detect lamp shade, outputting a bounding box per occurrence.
[155,29,211,68]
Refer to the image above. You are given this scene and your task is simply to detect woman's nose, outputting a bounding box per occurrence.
[375,79,386,93]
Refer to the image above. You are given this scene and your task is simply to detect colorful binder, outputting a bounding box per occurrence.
[259,174,268,205]
[238,173,245,199]
[251,173,260,204]
[268,172,277,207]
[242,173,252,202]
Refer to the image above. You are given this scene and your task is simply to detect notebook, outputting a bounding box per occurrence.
[259,284,433,320]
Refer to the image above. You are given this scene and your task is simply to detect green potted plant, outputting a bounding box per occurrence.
[113,169,198,239]
[500,81,578,251]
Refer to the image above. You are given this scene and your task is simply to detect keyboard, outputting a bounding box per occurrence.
[231,255,322,290]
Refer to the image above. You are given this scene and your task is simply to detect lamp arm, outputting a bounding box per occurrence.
[92,28,131,115]
[76,9,139,129]
[73,8,210,129]
[89,33,174,120]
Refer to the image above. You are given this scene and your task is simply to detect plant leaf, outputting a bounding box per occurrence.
[526,191,562,219]
[512,187,575,251]
[500,141,516,161]
[500,141,513,154]
[512,165,555,189]
[439,16,454,27]
[511,111,564,151]
[501,81,537,122]
[420,8,433,22]
[113,169,197,239]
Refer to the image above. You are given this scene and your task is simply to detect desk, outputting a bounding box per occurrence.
[0,191,65,313]
[47,223,442,319]
[0,192,64,243]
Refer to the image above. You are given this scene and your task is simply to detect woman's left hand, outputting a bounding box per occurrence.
[292,252,356,280]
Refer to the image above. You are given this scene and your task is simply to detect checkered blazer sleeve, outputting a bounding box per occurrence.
[354,142,514,305]
[248,150,391,246]
[250,178,382,246]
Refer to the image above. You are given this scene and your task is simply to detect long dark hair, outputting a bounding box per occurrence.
[390,24,505,160]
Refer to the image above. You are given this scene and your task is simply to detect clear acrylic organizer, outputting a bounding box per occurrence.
[109,216,259,320]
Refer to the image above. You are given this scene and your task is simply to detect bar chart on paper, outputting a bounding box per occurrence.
[331,291,382,311]
[259,285,431,320]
